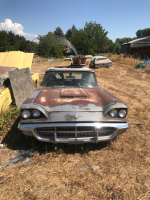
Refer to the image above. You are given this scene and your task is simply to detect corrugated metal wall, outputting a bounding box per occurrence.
[131,46,150,58]
[121,36,150,58]
[121,44,131,54]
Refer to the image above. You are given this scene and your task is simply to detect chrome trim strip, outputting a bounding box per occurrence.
[103,103,128,116]
[19,122,129,143]
[20,103,48,118]
[19,122,129,129]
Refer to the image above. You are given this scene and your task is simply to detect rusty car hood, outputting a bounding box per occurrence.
[23,86,124,112]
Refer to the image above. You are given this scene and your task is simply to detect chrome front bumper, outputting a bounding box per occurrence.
[18,122,129,144]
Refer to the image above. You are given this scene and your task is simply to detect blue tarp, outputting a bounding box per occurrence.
[69,55,74,58]
[144,60,150,67]
[135,59,150,69]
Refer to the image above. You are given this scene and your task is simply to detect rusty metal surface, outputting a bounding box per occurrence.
[0,66,16,77]
[8,68,35,107]
[72,57,86,65]
[22,86,124,112]
[81,57,86,64]
[60,88,87,97]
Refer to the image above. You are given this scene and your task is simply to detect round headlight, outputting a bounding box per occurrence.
[118,109,127,118]
[32,110,40,118]
[109,109,118,118]
[21,110,31,119]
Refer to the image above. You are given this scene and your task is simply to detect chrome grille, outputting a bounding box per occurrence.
[97,128,115,137]
[36,127,54,138]
[35,126,115,139]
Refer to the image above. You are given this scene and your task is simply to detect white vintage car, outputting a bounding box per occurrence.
[90,56,112,68]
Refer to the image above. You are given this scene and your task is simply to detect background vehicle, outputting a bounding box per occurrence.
[64,57,72,61]
[71,56,86,66]
[90,56,112,68]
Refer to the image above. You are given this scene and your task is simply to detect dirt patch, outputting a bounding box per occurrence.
[0,59,150,199]
[31,58,72,83]
[31,59,72,74]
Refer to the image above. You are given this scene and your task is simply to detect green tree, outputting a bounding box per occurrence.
[70,29,84,54]
[115,37,135,45]
[37,32,57,56]
[71,25,77,34]
[0,30,35,52]
[19,40,30,51]
[49,45,64,58]
[113,42,121,54]
[65,29,72,40]
[37,32,68,57]
[136,28,150,38]
[70,21,108,55]
[54,27,64,37]
[0,30,9,51]
[8,31,20,50]
[23,40,38,53]
[104,38,114,53]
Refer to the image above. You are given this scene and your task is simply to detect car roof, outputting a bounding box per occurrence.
[93,56,104,58]
[92,56,105,60]
[46,67,95,73]
[96,57,107,59]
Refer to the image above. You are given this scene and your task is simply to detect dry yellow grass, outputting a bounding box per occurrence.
[108,54,143,69]
[85,60,90,68]
[33,56,48,63]
[0,59,150,199]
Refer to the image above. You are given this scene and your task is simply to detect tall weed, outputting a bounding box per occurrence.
[108,54,143,69]
[0,105,20,134]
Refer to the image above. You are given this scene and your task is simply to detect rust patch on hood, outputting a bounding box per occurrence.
[0,66,16,77]
[25,87,118,112]
[61,88,87,97]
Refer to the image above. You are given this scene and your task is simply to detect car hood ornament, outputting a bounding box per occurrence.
[75,115,78,119]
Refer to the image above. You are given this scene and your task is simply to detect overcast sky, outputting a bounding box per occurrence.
[0,0,150,42]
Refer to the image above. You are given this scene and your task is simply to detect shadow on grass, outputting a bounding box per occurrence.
[2,116,32,150]
[2,117,109,155]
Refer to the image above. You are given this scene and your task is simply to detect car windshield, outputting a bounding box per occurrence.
[41,71,98,88]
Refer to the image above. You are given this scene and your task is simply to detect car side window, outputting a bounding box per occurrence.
[91,74,95,83]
